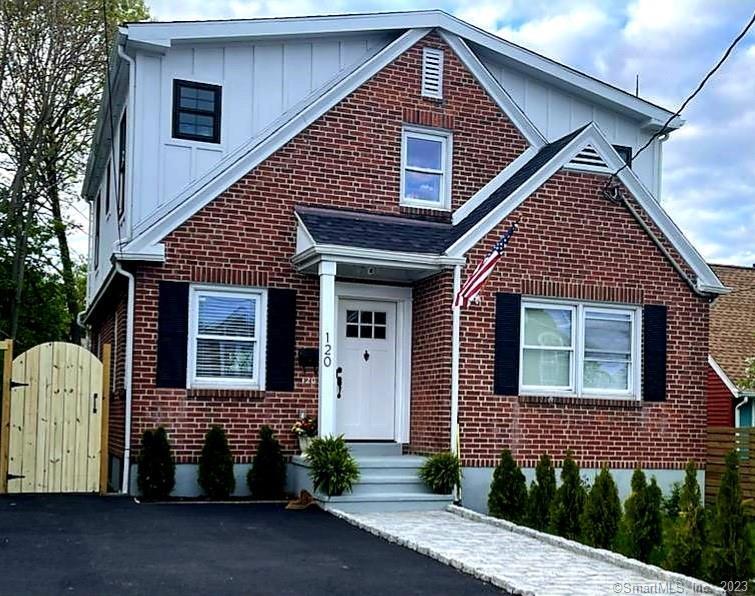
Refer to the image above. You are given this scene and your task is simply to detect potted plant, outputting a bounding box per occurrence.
[307,435,360,497]
[292,415,317,454]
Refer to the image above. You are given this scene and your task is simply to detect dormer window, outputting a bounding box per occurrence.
[172,80,222,144]
[400,127,452,210]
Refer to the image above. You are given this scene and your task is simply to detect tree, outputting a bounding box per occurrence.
[198,425,235,499]
[666,461,705,578]
[549,451,586,540]
[527,453,556,531]
[246,426,286,499]
[488,449,528,523]
[623,469,663,563]
[0,0,148,345]
[581,466,621,549]
[706,450,753,583]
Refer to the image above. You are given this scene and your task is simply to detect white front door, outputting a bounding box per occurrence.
[336,299,397,440]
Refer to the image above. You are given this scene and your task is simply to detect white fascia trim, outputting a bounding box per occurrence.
[445,122,728,295]
[708,355,741,398]
[123,28,430,256]
[293,244,465,271]
[438,31,546,148]
[453,146,538,224]
[123,11,678,126]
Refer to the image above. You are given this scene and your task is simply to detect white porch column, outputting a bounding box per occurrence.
[318,260,337,437]
[451,265,461,456]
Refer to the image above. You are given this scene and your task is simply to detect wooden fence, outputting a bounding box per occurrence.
[706,426,755,510]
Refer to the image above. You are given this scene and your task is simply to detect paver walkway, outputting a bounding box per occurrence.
[332,506,723,596]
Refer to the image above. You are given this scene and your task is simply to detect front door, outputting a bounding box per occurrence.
[336,299,397,440]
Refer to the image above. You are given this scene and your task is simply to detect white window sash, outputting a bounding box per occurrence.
[400,127,452,210]
[188,286,267,390]
[520,299,641,399]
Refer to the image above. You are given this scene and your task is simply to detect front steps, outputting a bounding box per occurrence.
[289,442,453,513]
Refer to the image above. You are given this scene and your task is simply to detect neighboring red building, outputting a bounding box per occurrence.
[708,264,755,428]
[82,12,727,511]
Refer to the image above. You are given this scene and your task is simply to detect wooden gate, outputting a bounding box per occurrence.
[0,341,110,494]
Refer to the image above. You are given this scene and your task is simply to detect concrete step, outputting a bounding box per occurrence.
[319,492,454,513]
[346,442,403,457]
[350,475,429,496]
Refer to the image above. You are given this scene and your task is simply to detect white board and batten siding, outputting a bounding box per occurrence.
[480,56,662,198]
[130,33,394,232]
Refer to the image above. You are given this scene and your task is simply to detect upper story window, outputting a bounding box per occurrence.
[104,160,111,215]
[117,110,127,219]
[93,191,101,270]
[400,127,452,210]
[520,299,640,398]
[172,80,222,144]
[188,286,267,389]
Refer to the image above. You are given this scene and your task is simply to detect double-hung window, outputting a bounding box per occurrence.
[400,127,452,210]
[520,300,640,398]
[188,287,267,389]
[172,80,222,144]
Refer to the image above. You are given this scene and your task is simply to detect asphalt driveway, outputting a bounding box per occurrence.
[0,495,503,595]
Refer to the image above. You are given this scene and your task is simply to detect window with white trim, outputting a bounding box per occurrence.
[400,127,452,210]
[520,300,640,398]
[188,287,266,389]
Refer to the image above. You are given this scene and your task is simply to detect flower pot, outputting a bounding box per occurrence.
[298,436,312,454]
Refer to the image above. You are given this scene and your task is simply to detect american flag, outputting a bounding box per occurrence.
[454,221,519,308]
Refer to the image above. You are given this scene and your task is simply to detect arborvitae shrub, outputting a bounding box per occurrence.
[623,469,663,562]
[527,453,556,531]
[137,426,175,500]
[706,450,753,583]
[488,449,528,523]
[198,425,235,499]
[581,466,621,549]
[664,481,682,519]
[419,452,461,494]
[666,461,705,578]
[246,426,286,499]
[549,451,586,540]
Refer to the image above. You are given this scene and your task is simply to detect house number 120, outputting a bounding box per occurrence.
[323,333,332,367]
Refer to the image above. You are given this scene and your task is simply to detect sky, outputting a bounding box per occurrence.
[128,0,755,266]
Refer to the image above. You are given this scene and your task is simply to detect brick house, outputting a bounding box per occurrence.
[82,11,726,511]
[707,264,755,428]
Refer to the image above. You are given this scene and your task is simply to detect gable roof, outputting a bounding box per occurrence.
[710,264,755,387]
[295,122,726,297]
[122,10,679,130]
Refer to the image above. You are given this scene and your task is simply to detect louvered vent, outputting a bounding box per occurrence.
[567,145,608,171]
[421,47,444,99]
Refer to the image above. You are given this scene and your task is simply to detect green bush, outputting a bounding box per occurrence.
[666,461,705,578]
[706,450,753,583]
[527,453,556,531]
[581,466,621,549]
[419,452,461,494]
[198,425,235,499]
[663,481,682,519]
[549,451,586,540]
[623,469,663,562]
[137,427,175,500]
[488,449,528,524]
[307,435,359,497]
[246,426,286,500]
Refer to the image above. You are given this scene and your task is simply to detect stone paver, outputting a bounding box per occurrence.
[330,506,724,596]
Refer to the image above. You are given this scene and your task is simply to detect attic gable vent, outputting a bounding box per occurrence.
[421,47,444,99]
[565,145,611,173]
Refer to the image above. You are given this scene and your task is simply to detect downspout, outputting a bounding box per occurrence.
[114,261,135,494]
[451,265,462,501]
[735,393,753,427]
[117,43,136,243]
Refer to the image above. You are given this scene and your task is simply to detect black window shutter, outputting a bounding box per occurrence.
[156,281,189,388]
[494,293,521,395]
[266,288,297,391]
[643,304,667,402]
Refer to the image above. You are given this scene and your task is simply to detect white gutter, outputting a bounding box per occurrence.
[117,44,136,243]
[114,261,135,494]
[451,264,462,501]
[735,395,752,427]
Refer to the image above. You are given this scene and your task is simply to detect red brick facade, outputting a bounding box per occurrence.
[457,171,709,469]
[90,33,527,463]
[89,31,710,477]
[707,364,735,427]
